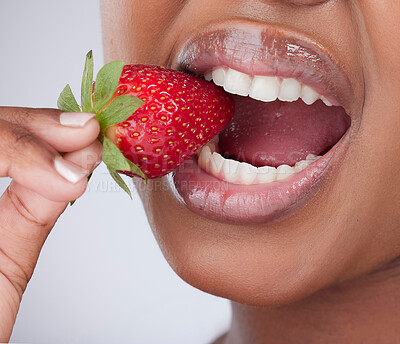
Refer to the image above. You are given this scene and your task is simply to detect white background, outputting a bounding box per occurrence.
[0,1,230,343]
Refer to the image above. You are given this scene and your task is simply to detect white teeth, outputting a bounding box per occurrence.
[204,71,213,81]
[294,160,310,173]
[278,78,302,102]
[212,67,228,87]
[306,153,320,162]
[210,152,225,176]
[223,159,240,183]
[249,76,280,102]
[276,164,295,181]
[208,67,334,106]
[301,85,320,105]
[237,162,258,185]
[223,68,252,96]
[197,143,322,185]
[256,166,277,183]
[320,96,333,107]
[198,145,212,171]
[199,66,334,185]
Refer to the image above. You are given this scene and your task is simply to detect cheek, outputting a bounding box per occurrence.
[356,1,400,86]
[101,0,187,64]
[351,1,400,252]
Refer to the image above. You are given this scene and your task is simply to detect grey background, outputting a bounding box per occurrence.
[0,1,230,343]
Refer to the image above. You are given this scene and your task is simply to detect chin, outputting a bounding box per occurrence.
[136,172,365,307]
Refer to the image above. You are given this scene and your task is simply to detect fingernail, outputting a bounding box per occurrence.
[54,156,88,184]
[59,112,96,128]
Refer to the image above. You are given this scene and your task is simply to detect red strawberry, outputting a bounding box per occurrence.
[106,65,234,179]
[58,51,234,198]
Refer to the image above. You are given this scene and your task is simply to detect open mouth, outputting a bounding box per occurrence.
[198,67,350,185]
[168,22,357,224]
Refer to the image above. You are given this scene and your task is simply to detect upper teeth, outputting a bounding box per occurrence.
[198,141,321,185]
[204,67,332,106]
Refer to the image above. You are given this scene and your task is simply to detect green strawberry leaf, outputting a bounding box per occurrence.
[97,94,144,130]
[107,167,133,199]
[102,136,130,170]
[93,60,125,113]
[81,50,94,113]
[59,51,147,200]
[126,159,147,181]
[102,136,146,180]
[57,84,81,113]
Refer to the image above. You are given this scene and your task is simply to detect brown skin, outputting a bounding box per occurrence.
[0,108,101,341]
[101,1,400,343]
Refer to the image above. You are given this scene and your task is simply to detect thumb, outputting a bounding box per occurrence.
[0,140,102,294]
[0,140,101,341]
[0,186,68,342]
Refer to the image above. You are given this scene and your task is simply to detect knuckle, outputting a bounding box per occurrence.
[0,122,52,172]
[7,186,51,229]
[0,122,36,156]
[12,126,37,150]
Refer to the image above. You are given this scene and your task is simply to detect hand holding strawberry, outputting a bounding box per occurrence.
[0,105,101,342]
[58,51,234,197]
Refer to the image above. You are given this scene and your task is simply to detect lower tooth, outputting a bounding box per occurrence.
[306,153,319,163]
[210,152,225,176]
[198,145,322,185]
[276,164,295,181]
[294,160,310,173]
[256,166,277,183]
[198,145,212,170]
[237,162,258,185]
[223,159,240,183]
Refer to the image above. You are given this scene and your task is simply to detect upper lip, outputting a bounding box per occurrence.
[169,19,363,119]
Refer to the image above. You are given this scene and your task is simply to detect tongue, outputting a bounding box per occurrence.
[219,96,351,167]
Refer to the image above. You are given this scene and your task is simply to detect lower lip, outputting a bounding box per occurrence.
[169,131,350,225]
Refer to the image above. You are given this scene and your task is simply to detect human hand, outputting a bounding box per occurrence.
[0,107,101,341]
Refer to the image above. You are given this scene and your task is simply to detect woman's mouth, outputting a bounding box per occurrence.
[166,21,360,224]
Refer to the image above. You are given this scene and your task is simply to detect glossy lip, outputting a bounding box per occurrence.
[165,20,358,224]
[170,20,361,117]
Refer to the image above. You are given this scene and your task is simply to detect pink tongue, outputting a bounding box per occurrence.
[219,97,350,167]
